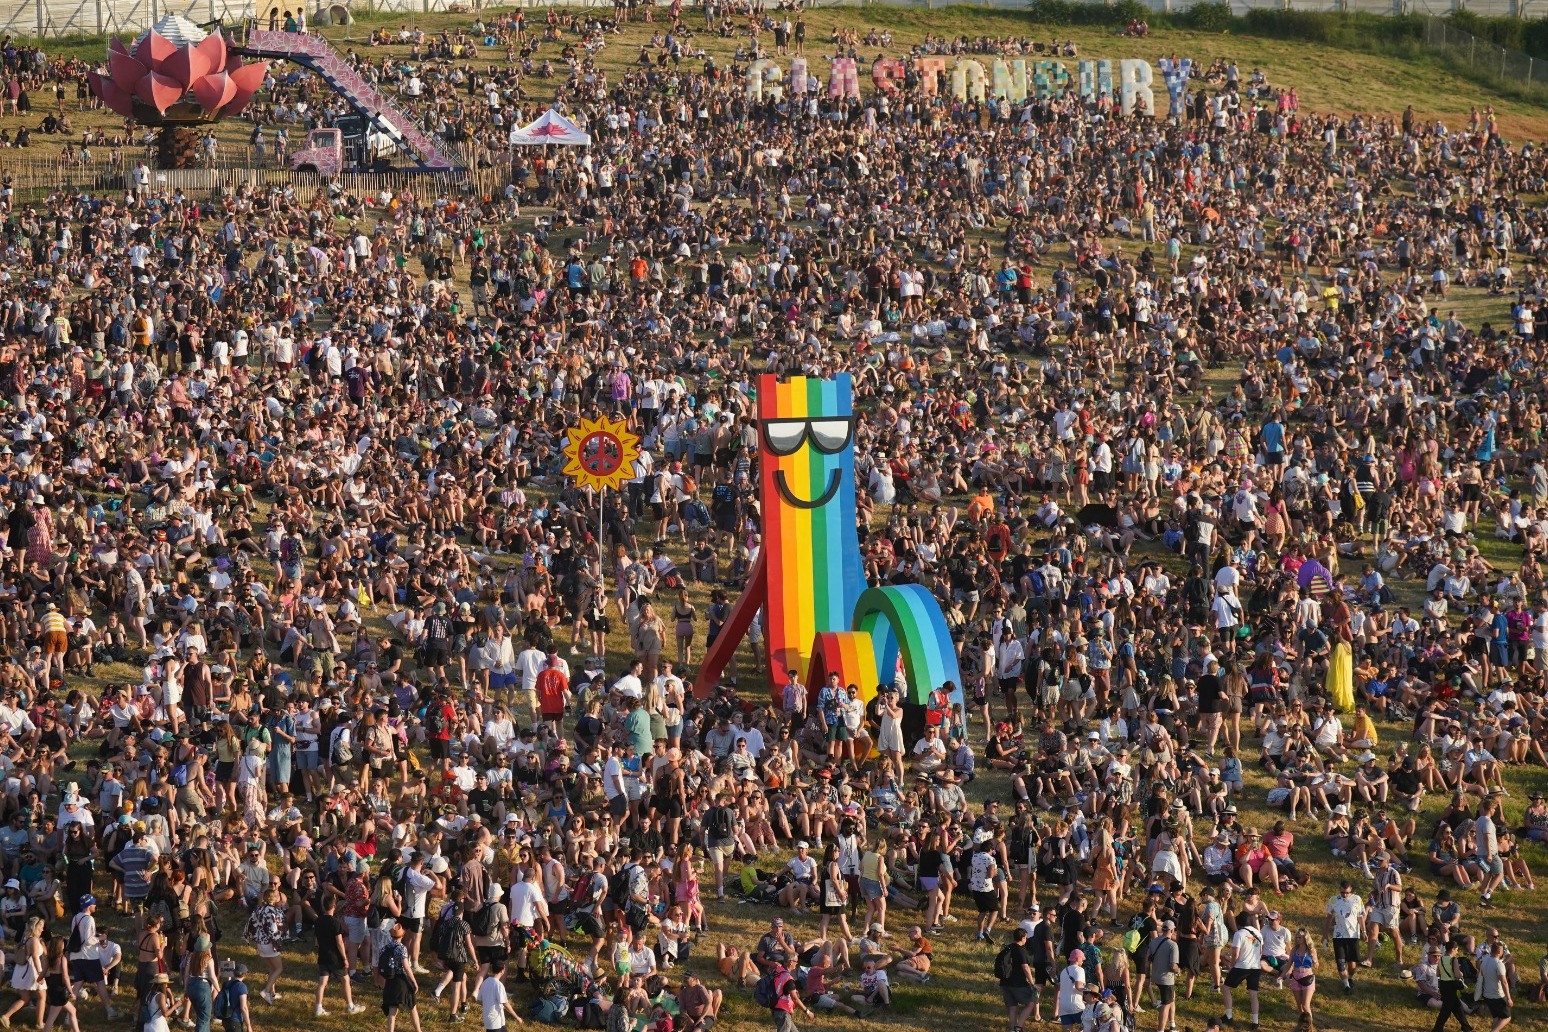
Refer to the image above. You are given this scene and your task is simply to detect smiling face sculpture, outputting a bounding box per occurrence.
[756,374,867,689]
[693,374,961,717]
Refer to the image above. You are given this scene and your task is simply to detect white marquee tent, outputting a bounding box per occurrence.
[508,109,591,147]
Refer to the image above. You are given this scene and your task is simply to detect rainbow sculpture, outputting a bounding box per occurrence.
[694,374,962,716]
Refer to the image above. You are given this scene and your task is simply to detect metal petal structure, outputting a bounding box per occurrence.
[88,15,267,125]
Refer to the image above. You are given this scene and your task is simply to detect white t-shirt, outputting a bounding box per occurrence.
[602,756,625,801]
[1326,893,1364,938]
[1261,923,1291,959]
[1230,926,1263,969]
[403,868,436,919]
[1056,963,1086,1016]
[478,974,508,1030]
[508,880,547,929]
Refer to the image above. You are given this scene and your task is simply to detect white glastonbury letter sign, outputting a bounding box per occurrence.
[753,55,1172,115]
[746,58,783,103]
[1119,58,1155,117]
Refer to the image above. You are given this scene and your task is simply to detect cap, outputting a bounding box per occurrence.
[796,841,810,849]
[79,894,97,908]
[3,878,18,889]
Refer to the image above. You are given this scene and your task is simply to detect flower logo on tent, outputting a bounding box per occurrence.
[88,15,268,122]
[529,123,571,138]
[562,415,640,494]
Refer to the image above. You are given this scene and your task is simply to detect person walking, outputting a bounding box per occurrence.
[216,965,252,1032]
[1431,939,1473,1032]
[1323,880,1364,994]
[994,926,1036,1032]
[64,896,117,1021]
[314,894,366,1016]
[1474,940,1512,1032]
[1148,920,1181,1032]
[1222,913,1263,1030]
[769,959,813,1032]
[379,923,422,1032]
[1287,930,1319,1028]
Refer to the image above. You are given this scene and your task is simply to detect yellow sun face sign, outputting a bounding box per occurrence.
[562,415,642,494]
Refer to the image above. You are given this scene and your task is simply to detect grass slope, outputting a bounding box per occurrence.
[10,7,1548,1032]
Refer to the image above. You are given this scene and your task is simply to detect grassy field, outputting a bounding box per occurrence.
[7,6,1548,1032]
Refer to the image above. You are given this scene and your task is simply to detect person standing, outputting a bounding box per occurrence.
[314,894,365,1016]
[1222,914,1263,1030]
[1148,920,1180,1032]
[1324,880,1364,994]
[1432,939,1474,1032]
[1474,941,1512,1032]
[379,923,422,1032]
[1474,799,1505,908]
[994,926,1036,1032]
[1056,949,1087,1027]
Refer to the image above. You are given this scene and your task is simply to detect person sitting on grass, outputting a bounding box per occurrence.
[854,957,892,1010]
[890,925,933,982]
[800,951,868,1018]
[713,943,758,988]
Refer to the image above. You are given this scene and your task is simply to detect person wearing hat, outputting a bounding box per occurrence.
[1149,919,1181,1032]
[66,894,118,1021]
[1055,948,1087,1026]
[143,971,175,1032]
[38,599,69,683]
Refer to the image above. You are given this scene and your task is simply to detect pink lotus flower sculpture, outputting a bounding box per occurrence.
[89,15,267,125]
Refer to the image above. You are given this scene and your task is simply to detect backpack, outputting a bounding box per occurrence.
[428,908,458,959]
[607,864,637,909]
[66,915,85,955]
[994,945,1015,982]
[212,982,232,1021]
[706,805,733,841]
[170,763,190,788]
[377,941,405,982]
[753,971,779,1009]
[331,725,354,765]
[467,901,495,937]
[136,997,155,1027]
[424,704,448,738]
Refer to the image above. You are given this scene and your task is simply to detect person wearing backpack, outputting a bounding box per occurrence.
[377,923,422,1032]
[212,963,251,1032]
[469,882,509,999]
[995,926,1036,1032]
[763,959,811,1032]
[430,897,478,1022]
[703,793,736,899]
[66,895,118,1021]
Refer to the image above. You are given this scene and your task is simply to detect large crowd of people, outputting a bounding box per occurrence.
[0,5,1545,1032]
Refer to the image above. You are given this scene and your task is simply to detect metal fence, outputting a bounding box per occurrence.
[1420,11,1548,94]
[0,0,473,39]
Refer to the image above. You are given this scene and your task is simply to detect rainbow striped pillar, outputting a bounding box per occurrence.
[759,373,866,691]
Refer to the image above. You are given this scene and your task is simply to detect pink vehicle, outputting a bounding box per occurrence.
[289,127,344,177]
